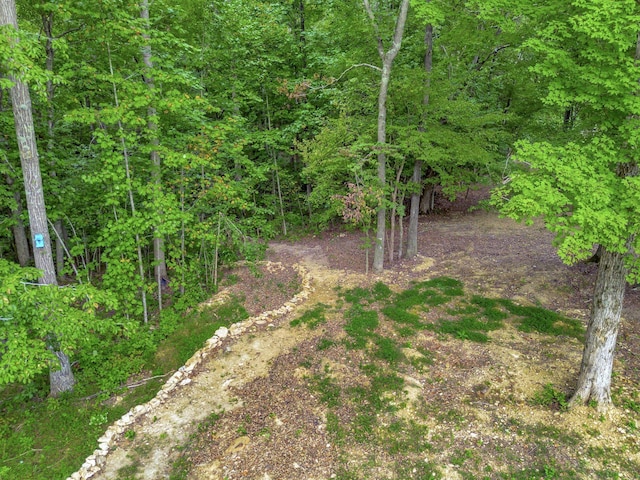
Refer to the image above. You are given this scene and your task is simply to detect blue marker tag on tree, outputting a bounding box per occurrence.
[34,234,45,248]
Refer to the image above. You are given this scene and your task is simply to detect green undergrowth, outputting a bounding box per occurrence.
[322,277,583,346]
[0,295,247,480]
[286,276,636,479]
[290,303,328,328]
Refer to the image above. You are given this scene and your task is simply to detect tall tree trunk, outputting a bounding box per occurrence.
[420,183,436,213]
[388,160,404,263]
[1,0,74,396]
[569,246,628,409]
[107,43,149,324]
[140,0,168,310]
[406,160,421,258]
[407,22,433,258]
[6,175,31,266]
[570,34,640,409]
[298,0,307,70]
[364,0,410,273]
[42,11,67,277]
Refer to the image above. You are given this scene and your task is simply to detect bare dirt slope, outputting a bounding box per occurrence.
[81,199,640,480]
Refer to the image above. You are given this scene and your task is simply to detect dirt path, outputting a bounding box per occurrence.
[76,247,368,480]
[70,208,640,480]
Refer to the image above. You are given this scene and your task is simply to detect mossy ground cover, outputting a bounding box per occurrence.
[288,276,640,480]
[0,296,247,480]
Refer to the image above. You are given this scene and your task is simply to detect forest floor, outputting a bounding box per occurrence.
[88,192,640,480]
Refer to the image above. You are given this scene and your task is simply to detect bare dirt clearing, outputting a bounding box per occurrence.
[84,199,640,480]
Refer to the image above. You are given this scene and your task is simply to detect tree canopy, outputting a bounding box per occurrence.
[0,0,638,408]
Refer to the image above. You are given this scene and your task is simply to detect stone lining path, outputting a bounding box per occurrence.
[68,262,313,480]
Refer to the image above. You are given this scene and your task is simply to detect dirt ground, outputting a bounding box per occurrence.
[85,191,640,480]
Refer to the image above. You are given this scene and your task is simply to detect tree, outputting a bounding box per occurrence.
[0,0,75,395]
[406,19,433,258]
[492,0,640,409]
[140,0,168,311]
[363,0,410,273]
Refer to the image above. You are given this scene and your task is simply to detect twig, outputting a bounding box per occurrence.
[474,44,511,70]
[47,218,81,282]
[310,63,382,91]
[1,449,43,463]
[124,372,173,389]
[75,372,175,401]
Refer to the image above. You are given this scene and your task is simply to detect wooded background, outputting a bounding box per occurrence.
[1,0,639,407]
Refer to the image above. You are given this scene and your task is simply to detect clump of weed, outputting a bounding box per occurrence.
[317,338,336,351]
[381,305,422,327]
[470,295,509,321]
[498,299,584,339]
[437,313,504,343]
[373,337,403,364]
[309,374,341,408]
[290,303,328,329]
[532,383,569,411]
[343,305,379,349]
[372,281,392,300]
[342,286,374,305]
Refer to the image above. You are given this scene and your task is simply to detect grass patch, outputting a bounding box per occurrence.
[500,300,584,339]
[309,374,341,408]
[153,297,247,372]
[532,383,569,411]
[343,305,379,349]
[373,337,403,364]
[381,305,423,327]
[290,303,327,329]
[302,276,631,479]
[317,338,336,351]
[0,293,246,480]
[437,314,504,343]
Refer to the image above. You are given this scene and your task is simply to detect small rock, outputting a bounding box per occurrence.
[215,327,229,338]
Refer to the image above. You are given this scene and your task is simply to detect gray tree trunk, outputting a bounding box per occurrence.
[420,185,436,213]
[364,0,410,273]
[569,246,627,409]
[49,349,75,397]
[406,160,421,258]
[141,0,168,310]
[406,22,433,258]
[0,0,75,396]
[43,12,67,277]
[6,175,31,266]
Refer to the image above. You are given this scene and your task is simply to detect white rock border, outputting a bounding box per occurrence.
[67,261,313,480]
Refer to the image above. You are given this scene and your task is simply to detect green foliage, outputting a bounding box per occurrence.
[309,374,342,408]
[500,300,583,339]
[343,305,379,349]
[0,288,246,479]
[0,260,119,386]
[382,305,423,327]
[491,0,640,276]
[533,384,569,411]
[290,304,327,329]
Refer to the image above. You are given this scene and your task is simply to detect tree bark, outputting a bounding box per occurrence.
[6,175,31,266]
[420,184,436,213]
[49,349,75,397]
[1,0,75,396]
[406,22,433,258]
[140,0,168,310]
[364,0,410,273]
[406,160,421,257]
[43,11,67,277]
[569,246,628,409]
